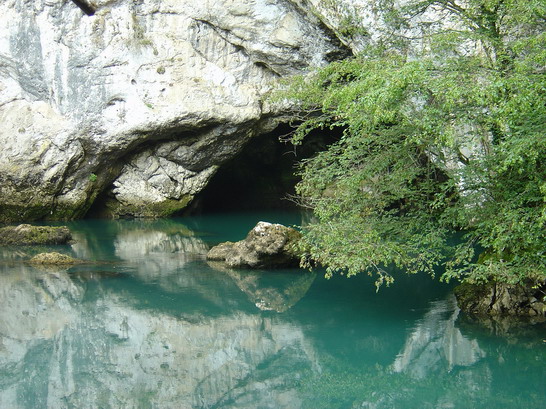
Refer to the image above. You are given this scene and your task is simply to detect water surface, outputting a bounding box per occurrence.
[0,212,544,408]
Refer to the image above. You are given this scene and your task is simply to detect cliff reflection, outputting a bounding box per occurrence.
[0,263,318,409]
[392,296,486,378]
[112,224,209,278]
[208,262,316,312]
[0,218,324,409]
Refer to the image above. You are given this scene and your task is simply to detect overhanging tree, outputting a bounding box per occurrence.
[277,0,546,288]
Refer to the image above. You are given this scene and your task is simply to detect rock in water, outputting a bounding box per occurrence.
[454,281,546,318]
[207,221,301,268]
[29,252,82,265]
[0,224,72,245]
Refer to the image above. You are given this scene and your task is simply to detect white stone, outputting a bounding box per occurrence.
[0,0,346,219]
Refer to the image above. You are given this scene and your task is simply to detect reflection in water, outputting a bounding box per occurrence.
[208,261,316,312]
[0,217,544,409]
[113,227,209,279]
[111,223,213,306]
[0,264,317,409]
[392,296,486,379]
[0,266,82,344]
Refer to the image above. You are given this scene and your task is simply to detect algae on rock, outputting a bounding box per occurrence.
[0,225,72,246]
[29,252,83,265]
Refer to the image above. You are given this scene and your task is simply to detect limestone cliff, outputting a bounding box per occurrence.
[0,0,347,221]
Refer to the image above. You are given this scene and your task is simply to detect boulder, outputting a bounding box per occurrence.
[0,224,72,245]
[207,221,301,268]
[29,252,83,265]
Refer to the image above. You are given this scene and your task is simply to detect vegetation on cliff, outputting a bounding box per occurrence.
[277,0,546,290]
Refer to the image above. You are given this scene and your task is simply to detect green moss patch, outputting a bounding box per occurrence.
[103,195,194,218]
[0,224,72,245]
[29,252,83,265]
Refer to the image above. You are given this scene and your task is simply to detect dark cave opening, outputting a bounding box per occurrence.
[191,124,337,214]
[85,123,338,218]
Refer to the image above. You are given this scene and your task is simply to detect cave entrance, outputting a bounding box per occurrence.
[192,124,334,214]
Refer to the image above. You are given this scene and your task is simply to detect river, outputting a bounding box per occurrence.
[0,211,544,408]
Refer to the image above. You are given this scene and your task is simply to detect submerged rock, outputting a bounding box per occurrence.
[0,224,72,245]
[207,221,301,268]
[29,252,83,265]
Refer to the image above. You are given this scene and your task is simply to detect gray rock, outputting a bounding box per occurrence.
[454,281,546,318]
[0,0,348,221]
[0,224,72,245]
[207,221,301,268]
[207,241,237,262]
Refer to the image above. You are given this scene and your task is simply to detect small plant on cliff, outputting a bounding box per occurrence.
[277,0,546,288]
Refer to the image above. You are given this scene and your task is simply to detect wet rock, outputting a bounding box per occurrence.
[207,221,301,268]
[0,224,72,245]
[454,281,546,318]
[29,252,83,265]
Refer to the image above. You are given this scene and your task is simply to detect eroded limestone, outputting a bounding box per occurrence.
[0,0,348,220]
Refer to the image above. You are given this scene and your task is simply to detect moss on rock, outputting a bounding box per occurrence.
[454,280,546,318]
[0,204,51,224]
[0,224,72,245]
[102,195,193,218]
[207,221,302,268]
[29,252,83,265]
[0,198,92,223]
[207,242,236,261]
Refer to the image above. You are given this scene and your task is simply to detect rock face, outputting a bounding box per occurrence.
[207,221,301,268]
[0,0,347,221]
[0,224,72,245]
[454,281,546,318]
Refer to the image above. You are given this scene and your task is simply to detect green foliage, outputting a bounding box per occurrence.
[317,0,369,39]
[277,0,546,287]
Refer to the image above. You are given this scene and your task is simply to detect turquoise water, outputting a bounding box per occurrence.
[0,211,544,409]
